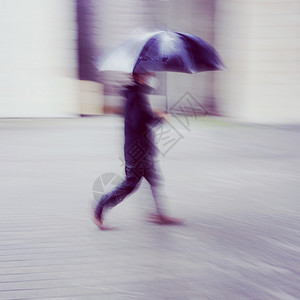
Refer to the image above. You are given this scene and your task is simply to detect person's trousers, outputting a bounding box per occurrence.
[95,158,164,218]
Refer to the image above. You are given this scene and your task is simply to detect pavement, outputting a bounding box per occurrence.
[0,116,299,300]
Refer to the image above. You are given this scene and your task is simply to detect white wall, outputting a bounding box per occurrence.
[214,0,300,123]
[0,0,78,117]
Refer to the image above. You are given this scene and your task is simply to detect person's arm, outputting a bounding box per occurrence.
[130,94,151,132]
[137,95,166,127]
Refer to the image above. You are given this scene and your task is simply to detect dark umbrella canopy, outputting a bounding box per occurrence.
[99,30,223,74]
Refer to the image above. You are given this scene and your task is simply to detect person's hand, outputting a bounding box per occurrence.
[153,110,168,122]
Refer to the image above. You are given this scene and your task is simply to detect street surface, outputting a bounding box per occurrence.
[0,116,299,299]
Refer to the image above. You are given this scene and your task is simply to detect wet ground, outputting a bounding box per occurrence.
[0,116,299,299]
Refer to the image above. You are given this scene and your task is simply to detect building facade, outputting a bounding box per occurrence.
[0,0,78,117]
[0,0,299,123]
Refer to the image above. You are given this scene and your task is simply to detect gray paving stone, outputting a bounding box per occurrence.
[0,116,299,300]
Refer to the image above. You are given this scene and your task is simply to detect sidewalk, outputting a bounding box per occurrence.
[0,116,299,300]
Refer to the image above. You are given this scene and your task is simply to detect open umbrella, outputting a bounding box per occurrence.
[99,30,223,74]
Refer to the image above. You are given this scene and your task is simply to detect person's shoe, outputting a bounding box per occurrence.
[147,213,184,225]
[93,214,113,231]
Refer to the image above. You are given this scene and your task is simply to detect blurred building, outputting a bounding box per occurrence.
[0,0,299,123]
[214,1,300,123]
[0,0,78,117]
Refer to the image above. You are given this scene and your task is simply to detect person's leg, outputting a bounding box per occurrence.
[144,157,183,225]
[144,157,166,215]
[94,164,142,228]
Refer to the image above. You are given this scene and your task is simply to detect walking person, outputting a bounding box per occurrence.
[94,72,182,230]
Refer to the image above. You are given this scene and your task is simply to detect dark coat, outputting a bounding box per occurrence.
[123,84,161,164]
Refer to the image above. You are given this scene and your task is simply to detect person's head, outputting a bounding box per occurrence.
[132,72,159,90]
